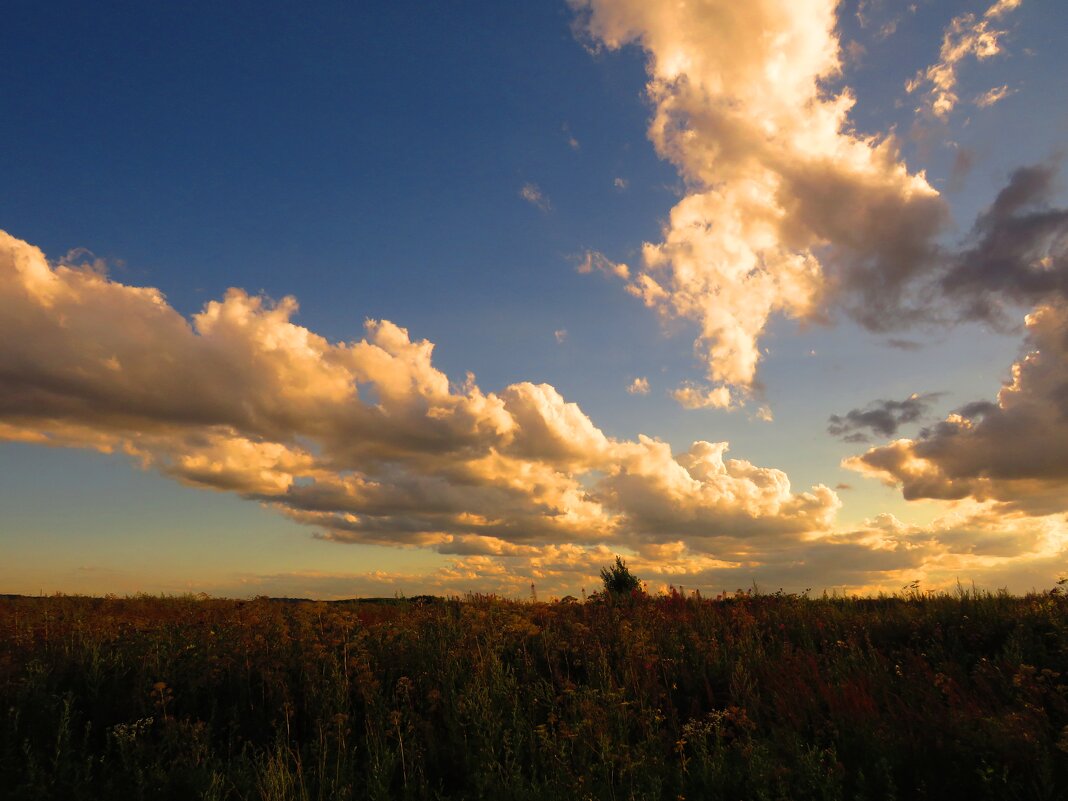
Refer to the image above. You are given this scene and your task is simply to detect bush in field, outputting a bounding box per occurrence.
[599,555,642,596]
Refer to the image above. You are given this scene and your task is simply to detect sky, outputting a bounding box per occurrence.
[2,0,1067,599]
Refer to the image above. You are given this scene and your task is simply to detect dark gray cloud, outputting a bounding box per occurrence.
[941,163,1068,325]
[949,147,976,192]
[848,302,1068,515]
[884,338,923,351]
[793,159,949,333]
[822,161,1068,336]
[828,393,942,442]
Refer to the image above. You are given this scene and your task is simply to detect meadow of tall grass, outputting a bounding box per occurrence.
[1,587,1067,800]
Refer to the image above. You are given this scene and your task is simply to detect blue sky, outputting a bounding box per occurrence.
[2,0,1067,598]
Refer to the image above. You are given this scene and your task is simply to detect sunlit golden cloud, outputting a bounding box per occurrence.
[0,230,840,560]
[218,505,1067,598]
[570,0,945,405]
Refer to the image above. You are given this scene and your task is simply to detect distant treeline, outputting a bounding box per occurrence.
[1,589,1067,800]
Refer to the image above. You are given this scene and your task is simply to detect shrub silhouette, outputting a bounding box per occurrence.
[600,556,642,596]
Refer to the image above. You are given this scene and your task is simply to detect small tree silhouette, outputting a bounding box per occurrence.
[600,556,642,596]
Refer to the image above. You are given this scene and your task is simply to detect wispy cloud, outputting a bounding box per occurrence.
[519,182,551,211]
[974,83,1014,108]
[562,122,580,150]
[905,0,1022,119]
[575,249,629,280]
[855,0,917,41]
[949,145,977,191]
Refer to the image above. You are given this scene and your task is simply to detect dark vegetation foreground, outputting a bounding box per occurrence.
[2,589,1068,800]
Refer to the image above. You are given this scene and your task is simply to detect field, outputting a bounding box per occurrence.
[2,588,1068,800]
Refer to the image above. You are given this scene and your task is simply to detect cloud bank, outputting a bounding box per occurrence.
[4,229,1065,593]
[0,230,839,559]
[196,505,1066,598]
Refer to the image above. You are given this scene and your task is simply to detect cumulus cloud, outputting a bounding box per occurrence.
[626,376,649,394]
[566,0,1061,419]
[828,392,941,442]
[519,183,551,211]
[568,0,947,403]
[847,302,1068,515]
[0,230,841,558]
[906,0,1022,119]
